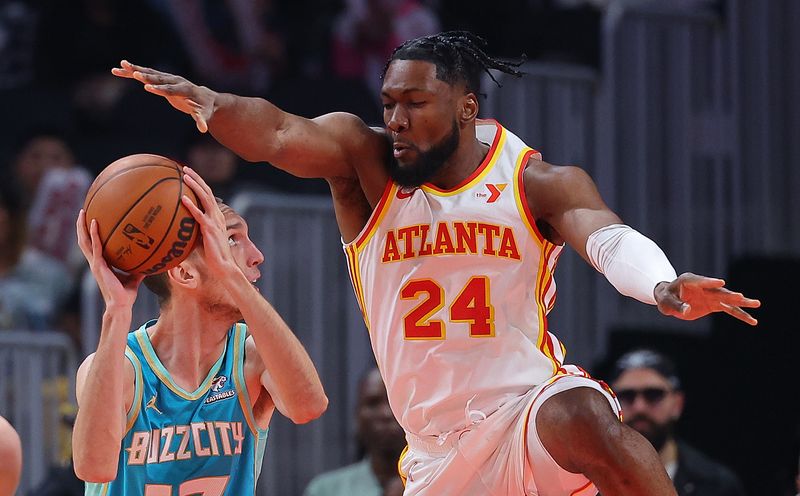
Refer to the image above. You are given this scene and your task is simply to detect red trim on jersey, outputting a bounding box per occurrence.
[570,481,595,496]
[515,148,549,245]
[421,119,502,193]
[354,179,394,248]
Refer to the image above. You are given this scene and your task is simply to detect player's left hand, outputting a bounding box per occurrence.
[180,167,239,278]
[654,272,761,325]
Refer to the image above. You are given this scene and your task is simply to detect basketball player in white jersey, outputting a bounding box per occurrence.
[113,31,760,495]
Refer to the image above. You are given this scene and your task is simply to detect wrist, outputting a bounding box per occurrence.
[653,280,672,302]
[102,307,133,330]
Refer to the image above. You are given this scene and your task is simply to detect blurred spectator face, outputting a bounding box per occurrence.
[612,367,684,452]
[14,136,75,195]
[187,142,237,186]
[357,368,406,455]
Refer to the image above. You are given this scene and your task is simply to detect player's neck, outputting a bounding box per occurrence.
[427,138,490,190]
[147,306,232,390]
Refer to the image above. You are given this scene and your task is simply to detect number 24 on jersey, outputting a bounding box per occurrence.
[401,276,495,339]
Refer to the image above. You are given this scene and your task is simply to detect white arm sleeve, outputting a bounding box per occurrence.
[585,224,678,305]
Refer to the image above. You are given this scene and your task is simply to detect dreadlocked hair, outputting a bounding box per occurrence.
[382,31,525,96]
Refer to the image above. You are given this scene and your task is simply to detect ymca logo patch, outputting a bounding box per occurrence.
[474,183,507,203]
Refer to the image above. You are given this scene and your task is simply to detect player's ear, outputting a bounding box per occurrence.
[460,93,479,122]
[167,260,198,290]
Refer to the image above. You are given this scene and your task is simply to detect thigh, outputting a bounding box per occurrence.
[525,375,620,496]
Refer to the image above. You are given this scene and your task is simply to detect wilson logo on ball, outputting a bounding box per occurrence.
[141,217,198,275]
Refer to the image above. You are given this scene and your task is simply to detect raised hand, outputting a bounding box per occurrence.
[76,210,143,311]
[179,167,239,279]
[655,272,761,325]
[111,60,215,132]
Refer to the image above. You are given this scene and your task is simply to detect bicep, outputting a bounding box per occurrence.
[524,161,622,261]
[268,112,386,180]
[75,353,136,415]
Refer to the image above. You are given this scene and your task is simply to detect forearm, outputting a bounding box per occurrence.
[225,272,327,422]
[586,224,677,304]
[72,309,131,481]
[208,92,289,164]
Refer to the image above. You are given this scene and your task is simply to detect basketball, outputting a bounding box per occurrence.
[83,154,200,275]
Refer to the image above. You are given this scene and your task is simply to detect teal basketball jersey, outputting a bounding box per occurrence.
[86,322,268,496]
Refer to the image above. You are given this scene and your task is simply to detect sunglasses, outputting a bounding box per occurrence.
[616,387,671,406]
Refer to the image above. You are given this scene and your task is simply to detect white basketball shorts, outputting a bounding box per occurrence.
[399,372,621,496]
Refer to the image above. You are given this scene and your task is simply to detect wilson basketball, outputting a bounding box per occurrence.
[83,154,200,275]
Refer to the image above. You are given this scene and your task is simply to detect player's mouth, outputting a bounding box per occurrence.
[393,141,413,159]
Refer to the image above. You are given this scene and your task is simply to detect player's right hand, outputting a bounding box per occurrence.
[112,60,215,133]
[76,209,143,311]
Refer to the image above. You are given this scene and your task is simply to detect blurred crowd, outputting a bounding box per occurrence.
[0,0,626,341]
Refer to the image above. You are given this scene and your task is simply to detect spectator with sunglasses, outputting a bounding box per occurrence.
[610,349,746,496]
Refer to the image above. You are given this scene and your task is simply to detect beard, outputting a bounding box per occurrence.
[386,120,460,188]
[626,414,674,452]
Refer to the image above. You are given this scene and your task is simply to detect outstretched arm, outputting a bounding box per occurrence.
[523,159,760,324]
[112,60,385,180]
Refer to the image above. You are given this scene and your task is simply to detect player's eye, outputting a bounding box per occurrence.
[228,236,238,247]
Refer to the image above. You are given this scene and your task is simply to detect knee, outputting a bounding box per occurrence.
[535,386,624,474]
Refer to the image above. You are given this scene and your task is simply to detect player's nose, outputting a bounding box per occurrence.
[386,107,409,133]
[247,240,265,268]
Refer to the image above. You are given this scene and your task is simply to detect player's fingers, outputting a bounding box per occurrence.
[75,210,92,256]
[692,277,726,288]
[135,69,183,86]
[194,115,209,133]
[183,167,214,197]
[181,194,208,224]
[186,100,209,133]
[111,67,133,78]
[720,303,758,326]
[705,288,761,308]
[658,290,690,317]
[88,219,104,261]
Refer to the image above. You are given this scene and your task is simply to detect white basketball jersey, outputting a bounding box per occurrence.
[344,120,568,437]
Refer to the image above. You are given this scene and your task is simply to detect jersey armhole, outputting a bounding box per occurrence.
[233,323,266,436]
[514,148,557,248]
[124,346,144,434]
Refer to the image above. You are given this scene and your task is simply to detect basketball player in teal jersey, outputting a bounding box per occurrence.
[73,167,328,495]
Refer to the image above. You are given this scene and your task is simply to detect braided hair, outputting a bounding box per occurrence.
[382,31,524,96]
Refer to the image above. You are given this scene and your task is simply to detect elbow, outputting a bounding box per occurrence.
[74,458,118,483]
[289,393,329,424]
[72,446,119,484]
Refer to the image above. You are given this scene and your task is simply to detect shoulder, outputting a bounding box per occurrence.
[522,158,600,216]
[523,158,594,191]
[76,352,136,405]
